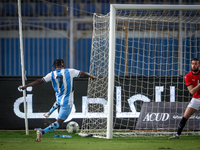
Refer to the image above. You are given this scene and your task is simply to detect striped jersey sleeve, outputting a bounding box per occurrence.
[68,69,81,78]
[43,72,52,83]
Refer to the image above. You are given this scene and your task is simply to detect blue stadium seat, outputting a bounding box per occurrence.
[169,10,179,16]
[44,23,57,30]
[185,23,196,30]
[169,23,178,30]
[152,10,163,15]
[58,23,67,30]
[119,10,130,15]
[136,10,147,15]
[29,23,39,30]
[101,3,110,15]
[35,3,48,16]
[0,22,8,30]
[3,3,15,16]
[11,24,19,30]
[154,23,164,30]
[67,3,80,16]
[51,3,63,16]
[44,23,67,30]
[78,23,92,30]
[185,10,196,16]
[140,23,148,29]
[21,3,33,16]
[0,22,19,30]
[77,23,86,30]
[83,3,96,16]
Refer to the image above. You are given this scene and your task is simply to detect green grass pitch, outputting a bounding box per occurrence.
[0,131,200,150]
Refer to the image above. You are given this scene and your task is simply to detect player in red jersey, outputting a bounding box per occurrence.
[169,58,200,139]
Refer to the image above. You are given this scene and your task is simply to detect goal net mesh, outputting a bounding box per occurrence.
[80,8,200,137]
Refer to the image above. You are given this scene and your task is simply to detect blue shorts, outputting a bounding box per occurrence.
[58,105,72,121]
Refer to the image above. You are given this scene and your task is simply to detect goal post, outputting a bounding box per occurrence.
[81,4,200,139]
[17,0,29,135]
[107,4,116,139]
[107,4,200,139]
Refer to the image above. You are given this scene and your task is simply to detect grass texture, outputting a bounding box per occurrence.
[0,131,200,150]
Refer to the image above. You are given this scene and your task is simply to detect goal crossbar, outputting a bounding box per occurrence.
[111,4,200,10]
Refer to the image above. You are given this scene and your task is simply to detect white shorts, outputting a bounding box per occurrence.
[187,98,200,110]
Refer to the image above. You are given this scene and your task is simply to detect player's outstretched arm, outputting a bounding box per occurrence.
[19,78,44,90]
[80,72,96,81]
[187,84,200,95]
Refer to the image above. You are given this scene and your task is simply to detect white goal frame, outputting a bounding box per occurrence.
[107,4,200,139]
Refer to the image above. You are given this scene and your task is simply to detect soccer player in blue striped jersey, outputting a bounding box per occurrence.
[20,59,96,142]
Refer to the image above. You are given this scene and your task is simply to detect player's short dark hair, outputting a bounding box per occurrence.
[53,59,64,67]
[192,58,200,63]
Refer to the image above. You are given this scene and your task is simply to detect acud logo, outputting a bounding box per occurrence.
[143,113,169,122]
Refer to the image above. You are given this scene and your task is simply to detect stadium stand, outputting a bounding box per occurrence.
[154,23,164,30]
[169,23,178,30]
[58,23,67,30]
[77,23,86,30]
[67,3,80,16]
[50,3,63,16]
[152,10,164,15]
[3,3,15,16]
[83,3,96,16]
[43,23,67,30]
[1,0,200,75]
[44,23,57,30]
[35,3,48,16]
[101,3,110,14]
[21,3,33,16]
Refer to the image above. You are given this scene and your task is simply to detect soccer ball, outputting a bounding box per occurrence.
[66,121,79,133]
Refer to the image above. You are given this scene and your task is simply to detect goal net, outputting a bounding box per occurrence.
[80,4,200,138]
